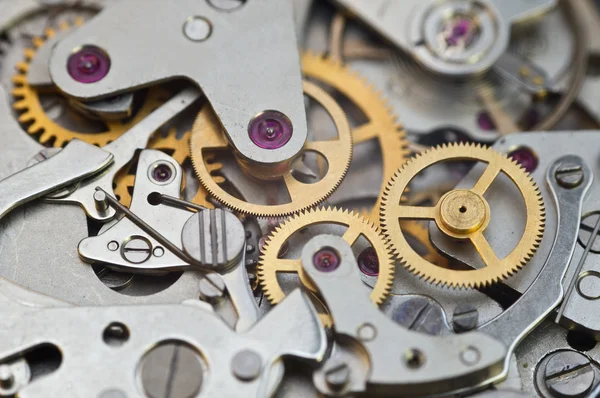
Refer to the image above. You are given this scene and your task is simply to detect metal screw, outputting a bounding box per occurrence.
[544,351,595,398]
[121,236,152,264]
[392,297,444,336]
[140,342,205,398]
[555,163,584,189]
[452,303,479,333]
[0,365,14,390]
[198,273,226,303]
[231,350,262,381]
[183,16,212,42]
[324,363,350,391]
[94,190,109,212]
[578,213,600,254]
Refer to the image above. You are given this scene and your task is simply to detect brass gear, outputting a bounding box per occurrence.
[381,143,545,288]
[257,207,394,312]
[301,52,409,223]
[190,80,352,217]
[11,21,167,147]
[400,221,450,268]
[113,129,217,209]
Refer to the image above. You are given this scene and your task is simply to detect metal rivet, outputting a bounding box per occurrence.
[94,190,109,212]
[198,273,226,303]
[183,16,212,42]
[153,247,165,257]
[460,346,481,366]
[404,348,425,369]
[107,241,119,251]
[356,323,377,342]
[231,350,262,381]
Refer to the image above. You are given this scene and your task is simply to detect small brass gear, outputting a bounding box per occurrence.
[381,142,545,288]
[190,80,352,217]
[258,207,394,312]
[113,129,218,209]
[302,52,409,223]
[11,21,167,147]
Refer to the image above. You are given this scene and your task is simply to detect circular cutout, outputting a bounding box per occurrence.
[102,322,129,346]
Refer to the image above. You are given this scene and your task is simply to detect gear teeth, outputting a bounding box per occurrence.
[257,207,394,318]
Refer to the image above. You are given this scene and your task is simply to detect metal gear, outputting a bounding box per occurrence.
[381,143,545,288]
[11,21,168,147]
[190,80,352,217]
[400,221,450,268]
[301,52,409,224]
[113,129,218,209]
[257,207,394,312]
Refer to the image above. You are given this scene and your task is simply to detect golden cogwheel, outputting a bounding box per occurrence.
[114,129,217,209]
[258,207,394,311]
[301,52,409,224]
[190,80,352,217]
[12,20,167,147]
[381,143,545,288]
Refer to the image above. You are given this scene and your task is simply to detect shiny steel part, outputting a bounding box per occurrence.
[258,207,394,307]
[191,81,352,217]
[0,282,326,397]
[301,52,409,224]
[301,235,506,396]
[329,0,556,76]
[381,142,545,288]
[0,139,112,220]
[0,359,30,397]
[78,150,192,272]
[45,87,201,220]
[46,0,308,172]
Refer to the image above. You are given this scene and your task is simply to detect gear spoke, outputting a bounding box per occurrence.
[470,232,500,268]
[471,163,502,196]
[273,259,302,273]
[395,206,437,220]
[342,224,362,246]
[352,122,379,144]
[303,139,342,159]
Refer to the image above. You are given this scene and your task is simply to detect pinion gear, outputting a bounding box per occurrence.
[380,142,545,289]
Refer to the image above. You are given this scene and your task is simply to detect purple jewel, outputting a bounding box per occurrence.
[358,247,379,276]
[508,147,538,173]
[67,46,110,84]
[477,111,496,131]
[313,248,340,272]
[152,164,173,182]
[248,111,293,150]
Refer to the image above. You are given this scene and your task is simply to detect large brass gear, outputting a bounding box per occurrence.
[11,21,167,147]
[381,143,545,288]
[301,52,409,223]
[257,207,394,311]
[190,80,353,217]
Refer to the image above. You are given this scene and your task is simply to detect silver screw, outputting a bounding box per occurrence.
[578,213,600,254]
[94,190,109,212]
[198,273,226,303]
[183,16,212,42]
[452,303,479,333]
[544,351,595,398]
[324,362,350,391]
[121,236,152,264]
[140,342,205,398]
[231,350,262,381]
[207,0,245,11]
[392,297,444,336]
[0,365,14,390]
[555,163,584,189]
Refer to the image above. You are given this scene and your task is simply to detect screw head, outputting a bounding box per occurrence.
[392,297,444,336]
[67,46,110,83]
[544,351,595,398]
[121,236,152,264]
[231,350,262,381]
[183,16,212,42]
[555,163,584,189]
[452,303,479,333]
[324,363,350,391]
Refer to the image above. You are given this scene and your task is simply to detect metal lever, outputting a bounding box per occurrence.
[0,139,113,220]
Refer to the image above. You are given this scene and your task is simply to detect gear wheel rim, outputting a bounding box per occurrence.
[301,52,409,224]
[257,207,394,313]
[190,80,353,218]
[11,21,167,147]
[381,142,545,289]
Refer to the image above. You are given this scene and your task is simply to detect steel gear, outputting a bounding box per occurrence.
[190,80,353,218]
[257,207,394,312]
[381,142,545,288]
[11,21,168,147]
[301,52,409,224]
[113,129,218,209]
